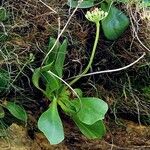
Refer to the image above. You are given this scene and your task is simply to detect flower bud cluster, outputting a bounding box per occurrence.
[85,8,108,23]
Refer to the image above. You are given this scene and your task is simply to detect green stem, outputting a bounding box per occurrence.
[58,100,75,114]
[69,22,100,86]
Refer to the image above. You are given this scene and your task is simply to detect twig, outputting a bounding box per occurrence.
[68,52,146,79]
[39,0,57,14]
[127,74,141,126]
[129,5,150,52]
[0,22,8,36]
[102,140,150,150]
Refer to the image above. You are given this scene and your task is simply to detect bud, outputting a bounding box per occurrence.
[85,8,108,23]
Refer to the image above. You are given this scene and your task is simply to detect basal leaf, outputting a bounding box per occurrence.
[44,37,60,65]
[42,72,60,96]
[72,97,108,125]
[32,62,55,96]
[101,3,129,40]
[38,98,64,144]
[73,116,106,139]
[4,101,27,122]
[54,39,67,77]
[67,0,95,8]
[39,62,53,72]
[44,38,60,65]
[32,68,46,94]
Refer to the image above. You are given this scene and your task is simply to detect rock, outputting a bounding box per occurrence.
[0,123,32,150]
[0,123,68,150]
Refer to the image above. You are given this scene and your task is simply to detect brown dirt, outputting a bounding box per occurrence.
[0,120,150,150]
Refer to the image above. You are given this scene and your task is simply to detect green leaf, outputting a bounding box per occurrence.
[0,106,5,118]
[54,39,67,77]
[101,3,129,40]
[74,88,83,97]
[59,99,78,114]
[73,116,106,139]
[38,98,64,144]
[67,0,95,8]
[42,72,60,96]
[32,68,47,95]
[72,97,108,125]
[4,102,27,122]
[32,62,54,96]
[44,38,60,65]
[0,7,7,22]
[142,0,150,7]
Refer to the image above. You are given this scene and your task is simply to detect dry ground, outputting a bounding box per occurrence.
[1,119,150,150]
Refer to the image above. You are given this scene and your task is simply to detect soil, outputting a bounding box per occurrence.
[0,120,150,150]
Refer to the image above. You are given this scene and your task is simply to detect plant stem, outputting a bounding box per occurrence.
[58,100,75,114]
[69,22,100,86]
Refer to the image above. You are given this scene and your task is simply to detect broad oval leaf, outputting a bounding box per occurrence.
[72,97,108,125]
[4,101,27,122]
[101,3,129,40]
[142,0,150,7]
[67,0,95,8]
[73,115,106,139]
[38,98,64,144]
